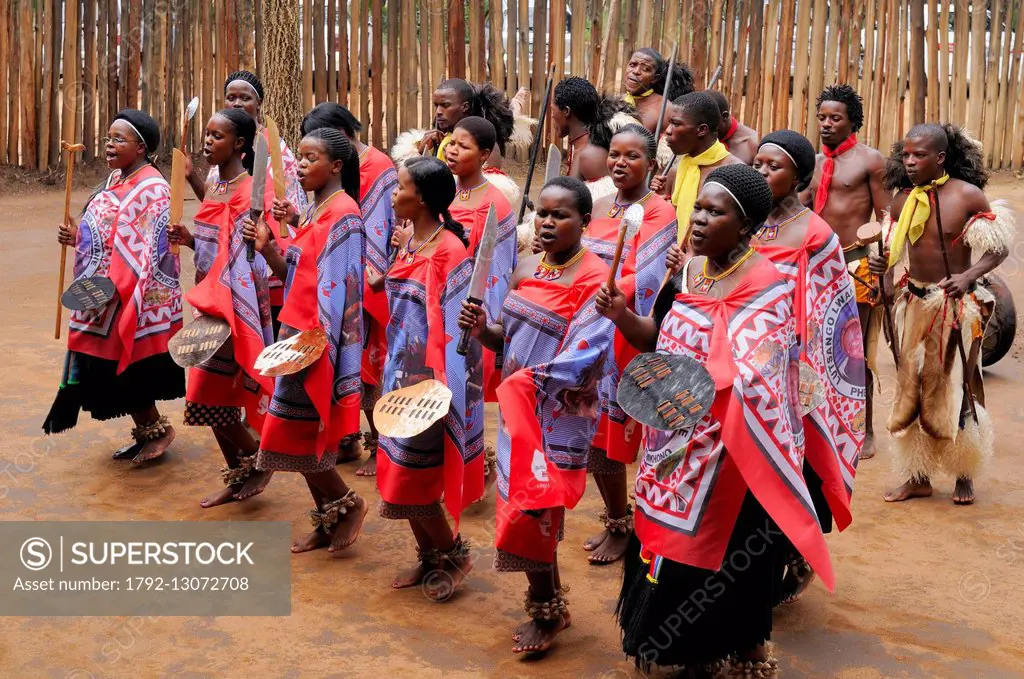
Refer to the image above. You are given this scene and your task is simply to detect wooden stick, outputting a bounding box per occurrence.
[56,142,86,340]
[518,63,555,222]
[874,241,901,368]
[647,42,677,184]
[607,220,632,290]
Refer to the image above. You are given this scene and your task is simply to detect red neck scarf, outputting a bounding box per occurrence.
[813,134,858,213]
[721,116,739,148]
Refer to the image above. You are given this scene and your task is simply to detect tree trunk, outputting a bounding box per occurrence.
[260,0,302,147]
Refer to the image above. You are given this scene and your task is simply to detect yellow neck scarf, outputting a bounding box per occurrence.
[624,89,655,107]
[436,133,452,161]
[888,173,950,267]
[672,141,731,242]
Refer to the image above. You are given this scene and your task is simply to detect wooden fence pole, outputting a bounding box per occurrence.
[372,0,384,147]
[909,0,925,123]
[448,0,465,79]
[981,0,1003,165]
[1002,0,1024,168]
[18,0,36,168]
[599,0,620,93]
[387,0,400,144]
[421,1,433,127]
[61,0,79,151]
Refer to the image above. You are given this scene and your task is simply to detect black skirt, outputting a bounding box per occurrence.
[617,493,784,672]
[42,351,185,434]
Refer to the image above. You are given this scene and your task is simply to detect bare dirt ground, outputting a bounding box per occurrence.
[1,171,1023,678]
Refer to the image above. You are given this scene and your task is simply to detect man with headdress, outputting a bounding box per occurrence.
[707,89,759,164]
[802,84,888,459]
[870,124,1014,505]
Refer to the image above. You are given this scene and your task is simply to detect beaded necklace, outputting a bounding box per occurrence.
[398,222,445,264]
[534,247,586,281]
[758,207,810,241]
[607,190,653,218]
[456,179,488,201]
[213,170,248,195]
[691,247,754,293]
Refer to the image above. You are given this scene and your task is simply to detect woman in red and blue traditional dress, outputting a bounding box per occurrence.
[168,109,275,509]
[376,156,484,599]
[44,109,183,465]
[299,102,400,475]
[581,123,676,565]
[459,177,614,655]
[185,70,308,334]
[445,116,519,487]
[599,165,832,677]
[245,128,370,554]
[751,130,865,605]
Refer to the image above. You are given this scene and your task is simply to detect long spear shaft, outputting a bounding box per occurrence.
[647,43,678,185]
[518,63,557,222]
[932,190,979,424]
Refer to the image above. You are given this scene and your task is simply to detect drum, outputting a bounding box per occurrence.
[980,274,1016,367]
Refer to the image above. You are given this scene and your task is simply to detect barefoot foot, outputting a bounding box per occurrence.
[200,484,242,508]
[780,558,816,605]
[953,477,975,505]
[424,551,473,602]
[588,529,629,565]
[884,478,933,502]
[582,528,608,552]
[511,613,571,654]
[132,428,176,465]
[327,493,369,553]
[112,440,144,461]
[234,469,273,500]
[355,454,377,477]
[291,529,331,553]
[860,432,875,460]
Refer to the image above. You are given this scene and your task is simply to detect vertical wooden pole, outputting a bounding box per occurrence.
[302,0,313,111]
[570,0,584,82]
[663,0,680,81]
[313,0,326,102]
[981,0,1003,165]
[951,0,968,125]
[747,0,764,133]
[792,0,812,132]
[990,0,1009,168]
[937,0,950,122]
[468,0,482,81]
[18,0,36,168]
[447,0,465,79]
[691,0,708,85]
[708,0,724,79]
[387,0,399,143]
[215,0,225,97]
[517,0,528,88]
[860,0,877,133]
[999,0,1024,168]
[491,0,505,87]
[550,0,566,83]
[40,0,54,167]
[599,0,620,94]
[508,0,519,93]
[0,0,9,165]
[338,0,349,105]
[62,0,80,150]
[255,0,263,76]
[420,1,432,126]
[866,0,888,147]
[201,1,214,132]
[1012,0,1024,169]
[967,0,985,135]
[622,0,636,72]
[371,0,383,145]
[327,0,337,101]
[823,0,841,88]
[359,0,370,142]
[636,0,653,49]
[908,0,925,123]
[400,0,416,137]
[880,0,900,153]
[806,0,827,139]
[431,0,446,86]
[182,0,192,141]
[8,0,19,166]
[532,0,548,117]
[774,0,795,132]
[924,0,938,121]
[733,0,751,122]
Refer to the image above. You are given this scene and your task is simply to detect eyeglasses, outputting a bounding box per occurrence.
[103,136,142,146]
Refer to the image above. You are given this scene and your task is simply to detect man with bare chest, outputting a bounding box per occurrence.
[869,124,1013,505]
[708,90,759,164]
[802,85,888,459]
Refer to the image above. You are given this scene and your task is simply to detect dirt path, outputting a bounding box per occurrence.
[1,175,1023,678]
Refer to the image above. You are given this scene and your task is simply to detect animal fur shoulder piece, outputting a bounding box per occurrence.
[964,200,1016,257]
[516,211,536,255]
[485,171,522,211]
[390,128,428,164]
[879,210,906,269]
[587,176,617,204]
[509,114,538,153]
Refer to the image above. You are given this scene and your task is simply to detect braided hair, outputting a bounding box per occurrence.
[612,123,658,162]
[404,156,467,246]
[884,123,989,191]
[224,70,265,102]
[703,164,775,233]
[215,108,257,174]
[816,84,864,132]
[554,77,631,150]
[633,48,696,100]
[543,175,594,219]
[439,78,515,154]
[301,102,363,139]
[304,127,361,199]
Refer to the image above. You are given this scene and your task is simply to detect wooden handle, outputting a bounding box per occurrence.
[55,244,67,340]
[607,222,631,290]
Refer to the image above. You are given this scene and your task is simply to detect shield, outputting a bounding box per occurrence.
[617,353,716,431]
[254,328,328,377]
[373,379,453,438]
[798,362,825,416]
[168,315,231,368]
[980,273,1017,367]
[61,276,116,311]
